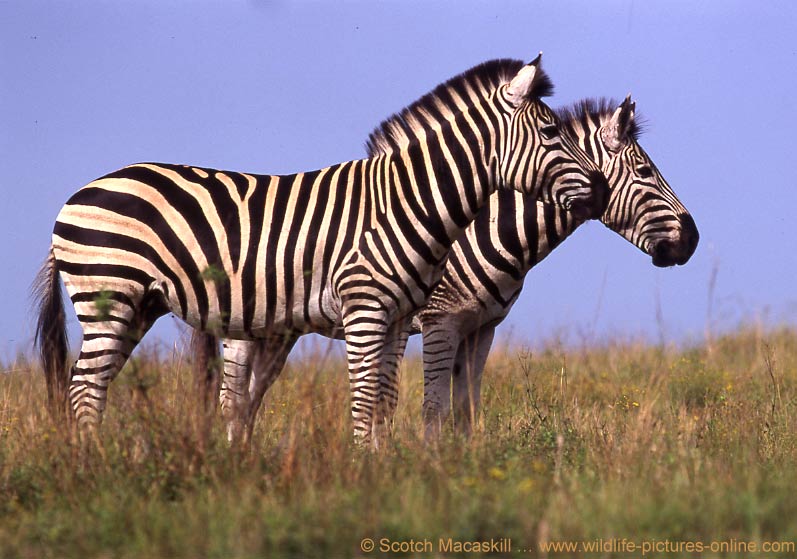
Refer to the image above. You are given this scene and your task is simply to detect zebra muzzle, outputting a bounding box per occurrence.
[650,214,699,267]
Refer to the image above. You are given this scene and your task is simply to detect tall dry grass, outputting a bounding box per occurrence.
[1,326,795,557]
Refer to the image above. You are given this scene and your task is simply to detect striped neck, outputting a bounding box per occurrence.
[375,95,506,262]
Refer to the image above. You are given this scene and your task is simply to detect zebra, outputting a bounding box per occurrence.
[203,62,697,444]
[412,97,699,437]
[33,54,609,445]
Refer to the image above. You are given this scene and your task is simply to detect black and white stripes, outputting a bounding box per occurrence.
[401,97,698,436]
[34,55,607,445]
[206,61,697,443]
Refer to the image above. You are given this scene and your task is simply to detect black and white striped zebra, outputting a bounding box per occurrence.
[412,97,698,436]
[212,61,697,442]
[33,55,608,445]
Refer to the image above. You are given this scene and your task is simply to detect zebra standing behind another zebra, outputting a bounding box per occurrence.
[33,54,609,446]
[404,97,698,437]
[207,62,696,444]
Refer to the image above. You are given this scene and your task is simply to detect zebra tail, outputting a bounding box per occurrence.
[32,248,70,420]
[190,329,222,416]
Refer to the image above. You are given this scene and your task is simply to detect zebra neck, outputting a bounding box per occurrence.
[472,193,585,275]
[519,201,584,272]
[382,129,496,263]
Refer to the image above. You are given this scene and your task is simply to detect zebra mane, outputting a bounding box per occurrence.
[555,97,645,141]
[365,58,552,157]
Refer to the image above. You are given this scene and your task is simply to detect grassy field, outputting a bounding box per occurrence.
[1,326,796,558]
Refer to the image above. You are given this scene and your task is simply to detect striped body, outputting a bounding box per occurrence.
[415,99,698,435]
[214,67,697,441]
[58,163,357,339]
[56,157,473,341]
[37,56,608,444]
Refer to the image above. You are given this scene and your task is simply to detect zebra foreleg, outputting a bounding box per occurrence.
[421,320,463,441]
[451,325,495,437]
[375,320,411,440]
[342,309,391,448]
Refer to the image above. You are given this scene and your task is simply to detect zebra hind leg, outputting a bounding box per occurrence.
[189,330,223,448]
[190,331,222,419]
[69,288,167,438]
[243,334,297,445]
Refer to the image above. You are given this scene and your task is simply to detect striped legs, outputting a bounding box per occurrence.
[422,321,495,439]
[70,328,135,431]
[215,314,407,447]
[343,326,384,446]
[421,317,463,440]
[342,305,408,447]
[219,339,256,443]
[451,326,495,436]
[218,336,296,444]
[374,320,411,439]
[69,289,166,433]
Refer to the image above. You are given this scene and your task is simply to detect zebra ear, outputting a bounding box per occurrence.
[505,53,543,108]
[601,95,636,151]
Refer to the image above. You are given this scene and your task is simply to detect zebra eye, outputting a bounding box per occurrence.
[637,165,653,178]
[540,124,558,140]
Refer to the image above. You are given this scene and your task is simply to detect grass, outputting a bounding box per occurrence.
[1,325,796,558]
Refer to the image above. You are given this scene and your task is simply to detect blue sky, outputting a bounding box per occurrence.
[2,1,795,359]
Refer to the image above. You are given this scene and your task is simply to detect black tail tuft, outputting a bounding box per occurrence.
[32,249,70,419]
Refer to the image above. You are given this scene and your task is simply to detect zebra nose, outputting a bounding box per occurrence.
[651,240,682,267]
[650,213,699,267]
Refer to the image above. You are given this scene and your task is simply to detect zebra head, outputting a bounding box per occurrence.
[498,55,609,222]
[586,96,699,266]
